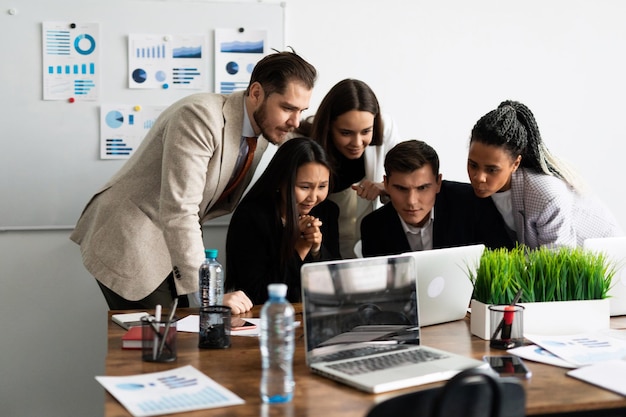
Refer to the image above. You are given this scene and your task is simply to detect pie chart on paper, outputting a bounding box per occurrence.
[105,110,124,129]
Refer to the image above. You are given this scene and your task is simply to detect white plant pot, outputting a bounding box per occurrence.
[470,298,611,340]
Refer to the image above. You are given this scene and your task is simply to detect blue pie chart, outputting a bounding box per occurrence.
[155,70,167,82]
[132,68,147,84]
[105,110,124,129]
[226,61,239,75]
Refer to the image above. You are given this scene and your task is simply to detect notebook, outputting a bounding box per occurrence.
[404,244,485,326]
[300,254,487,394]
[583,236,626,316]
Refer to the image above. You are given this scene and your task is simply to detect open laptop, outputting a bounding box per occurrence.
[583,237,626,316]
[404,244,485,326]
[300,254,487,394]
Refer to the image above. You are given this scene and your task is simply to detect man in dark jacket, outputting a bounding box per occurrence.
[361,140,514,257]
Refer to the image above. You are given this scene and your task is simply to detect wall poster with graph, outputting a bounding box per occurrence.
[42,21,100,101]
[0,0,284,229]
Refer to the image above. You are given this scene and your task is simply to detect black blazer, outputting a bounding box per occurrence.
[225,198,341,304]
[360,180,514,257]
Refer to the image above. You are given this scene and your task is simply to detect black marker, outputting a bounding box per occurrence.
[490,288,523,349]
[491,288,523,339]
[501,305,516,340]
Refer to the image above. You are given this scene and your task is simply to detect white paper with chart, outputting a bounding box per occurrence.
[95,365,244,416]
[526,329,626,367]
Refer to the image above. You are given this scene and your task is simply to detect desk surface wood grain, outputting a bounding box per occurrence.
[105,307,626,417]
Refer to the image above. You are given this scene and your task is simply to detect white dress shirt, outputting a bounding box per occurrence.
[398,210,435,251]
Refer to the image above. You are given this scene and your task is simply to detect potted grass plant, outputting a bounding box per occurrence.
[469,245,615,339]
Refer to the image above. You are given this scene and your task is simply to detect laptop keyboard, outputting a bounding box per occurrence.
[314,344,406,364]
[326,348,448,376]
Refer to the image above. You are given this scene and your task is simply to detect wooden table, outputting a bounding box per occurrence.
[105,307,626,417]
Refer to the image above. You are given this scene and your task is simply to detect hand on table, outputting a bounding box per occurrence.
[223,290,253,315]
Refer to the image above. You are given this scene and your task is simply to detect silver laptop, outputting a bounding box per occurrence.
[300,254,487,394]
[404,244,485,326]
[583,237,626,316]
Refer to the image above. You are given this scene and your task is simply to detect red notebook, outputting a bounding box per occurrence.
[121,326,143,350]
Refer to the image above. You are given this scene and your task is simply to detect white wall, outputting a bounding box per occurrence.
[287,0,626,230]
[2,1,625,416]
[0,231,107,417]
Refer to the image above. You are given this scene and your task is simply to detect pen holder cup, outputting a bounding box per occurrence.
[199,305,232,349]
[141,316,178,362]
[489,304,524,350]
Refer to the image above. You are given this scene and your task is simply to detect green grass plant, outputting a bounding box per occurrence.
[469,245,615,305]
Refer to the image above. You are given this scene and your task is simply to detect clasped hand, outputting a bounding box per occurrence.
[296,214,322,260]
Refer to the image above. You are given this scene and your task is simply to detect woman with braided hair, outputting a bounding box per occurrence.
[466,100,622,249]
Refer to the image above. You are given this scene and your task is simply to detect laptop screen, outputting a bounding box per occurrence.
[300,254,418,354]
[403,244,484,327]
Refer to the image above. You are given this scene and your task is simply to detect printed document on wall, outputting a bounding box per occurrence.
[214,28,267,94]
[100,104,167,159]
[42,22,100,101]
[128,33,208,90]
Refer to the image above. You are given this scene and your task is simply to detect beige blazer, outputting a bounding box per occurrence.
[70,90,269,300]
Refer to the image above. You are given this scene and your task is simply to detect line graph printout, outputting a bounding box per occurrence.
[96,365,244,417]
[129,33,208,90]
[42,21,100,100]
[214,28,267,94]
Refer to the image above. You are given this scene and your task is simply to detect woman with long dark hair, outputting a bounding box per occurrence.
[225,137,341,304]
[300,79,400,258]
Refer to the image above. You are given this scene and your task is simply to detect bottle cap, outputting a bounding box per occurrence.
[205,249,218,259]
[267,283,288,298]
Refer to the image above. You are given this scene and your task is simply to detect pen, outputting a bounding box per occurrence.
[158,298,178,358]
[152,304,162,360]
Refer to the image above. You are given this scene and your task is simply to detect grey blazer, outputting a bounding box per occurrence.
[510,168,623,248]
[70,90,269,300]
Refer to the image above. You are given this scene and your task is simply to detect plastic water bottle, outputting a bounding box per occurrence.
[198,249,224,307]
[260,283,295,403]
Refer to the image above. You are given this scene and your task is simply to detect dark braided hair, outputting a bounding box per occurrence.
[470,100,580,190]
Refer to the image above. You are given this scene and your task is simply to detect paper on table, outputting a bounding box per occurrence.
[567,359,626,396]
[507,344,577,368]
[95,365,244,417]
[177,315,300,336]
[111,312,149,330]
[177,315,261,336]
[526,329,626,367]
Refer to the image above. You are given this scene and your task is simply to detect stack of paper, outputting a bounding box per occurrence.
[567,360,626,396]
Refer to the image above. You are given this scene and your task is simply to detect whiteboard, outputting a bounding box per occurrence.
[0,0,284,230]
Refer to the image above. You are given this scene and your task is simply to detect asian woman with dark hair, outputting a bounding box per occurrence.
[225,137,341,304]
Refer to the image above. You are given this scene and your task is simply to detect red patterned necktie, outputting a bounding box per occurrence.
[217,136,257,203]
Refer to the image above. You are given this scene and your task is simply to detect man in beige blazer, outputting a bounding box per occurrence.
[70,51,317,312]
